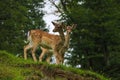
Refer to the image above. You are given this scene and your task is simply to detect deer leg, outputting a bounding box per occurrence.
[31,44,38,62]
[55,55,59,64]
[54,51,61,64]
[46,56,51,63]
[46,53,52,63]
[39,49,46,62]
[24,44,32,60]
[56,53,64,64]
[59,48,66,64]
[61,54,64,64]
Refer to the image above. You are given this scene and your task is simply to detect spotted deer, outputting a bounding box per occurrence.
[24,22,65,64]
[58,24,76,63]
[40,24,77,64]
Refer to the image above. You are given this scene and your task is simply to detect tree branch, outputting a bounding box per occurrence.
[48,0,74,23]
[48,0,63,14]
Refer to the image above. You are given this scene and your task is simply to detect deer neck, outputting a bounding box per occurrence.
[64,31,70,47]
[58,30,65,43]
[58,31,70,56]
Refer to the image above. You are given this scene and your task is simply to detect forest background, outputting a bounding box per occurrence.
[0,0,120,80]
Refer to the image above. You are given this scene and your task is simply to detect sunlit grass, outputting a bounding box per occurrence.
[48,64,110,80]
[0,50,110,80]
[0,64,24,80]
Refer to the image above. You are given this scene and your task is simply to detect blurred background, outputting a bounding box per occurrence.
[0,0,120,80]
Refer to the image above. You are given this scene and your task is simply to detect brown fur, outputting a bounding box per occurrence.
[40,24,76,64]
[24,22,65,64]
[58,24,77,63]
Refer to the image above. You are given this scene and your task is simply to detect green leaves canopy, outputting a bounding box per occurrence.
[56,0,120,79]
[0,0,45,54]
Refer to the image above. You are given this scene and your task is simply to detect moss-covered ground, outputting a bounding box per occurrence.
[0,50,110,80]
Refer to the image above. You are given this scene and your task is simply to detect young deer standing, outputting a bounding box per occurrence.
[58,24,76,63]
[40,24,76,64]
[24,22,65,64]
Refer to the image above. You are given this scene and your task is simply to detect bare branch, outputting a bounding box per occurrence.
[48,0,63,14]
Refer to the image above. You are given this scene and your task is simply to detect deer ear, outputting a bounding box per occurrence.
[51,21,56,26]
[72,24,77,29]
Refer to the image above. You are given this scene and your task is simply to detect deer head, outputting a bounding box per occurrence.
[52,21,65,42]
[65,24,77,33]
[52,21,65,32]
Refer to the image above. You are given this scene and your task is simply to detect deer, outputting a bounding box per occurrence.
[24,21,65,64]
[58,24,76,63]
[39,24,77,64]
[39,47,53,63]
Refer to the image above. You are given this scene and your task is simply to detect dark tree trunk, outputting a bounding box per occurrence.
[103,44,110,66]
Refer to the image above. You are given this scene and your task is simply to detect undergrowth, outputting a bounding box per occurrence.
[0,50,110,80]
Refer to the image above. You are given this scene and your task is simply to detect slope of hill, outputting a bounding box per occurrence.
[0,51,110,80]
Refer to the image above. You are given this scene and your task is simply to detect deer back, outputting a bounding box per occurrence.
[29,29,62,49]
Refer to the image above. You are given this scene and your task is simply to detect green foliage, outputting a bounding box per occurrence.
[0,50,109,80]
[104,64,120,80]
[0,50,43,80]
[0,64,25,80]
[0,0,45,54]
[56,0,120,79]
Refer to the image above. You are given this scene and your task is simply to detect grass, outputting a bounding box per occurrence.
[0,50,43,80]
[0,50,110,80]
[0,64,24,80]
[47,64,110,80]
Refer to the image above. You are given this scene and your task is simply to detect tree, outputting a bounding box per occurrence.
[50,0,120,79]
[0,0,45,54]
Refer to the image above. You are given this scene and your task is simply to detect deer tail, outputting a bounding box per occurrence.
[27,30,32,41]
